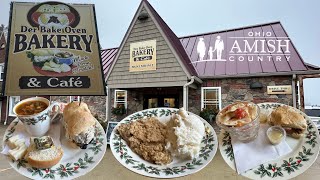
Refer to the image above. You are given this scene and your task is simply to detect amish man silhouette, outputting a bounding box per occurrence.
[197,38,206,61]
[214,36,224,60]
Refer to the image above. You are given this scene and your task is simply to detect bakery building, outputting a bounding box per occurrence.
[101,0,320,121]
[1,0,320,124]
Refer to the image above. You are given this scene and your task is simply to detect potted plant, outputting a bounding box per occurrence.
[111,105,126,116]
[200,107,218,123]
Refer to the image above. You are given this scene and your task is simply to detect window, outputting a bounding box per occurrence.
[114,90,127,108]
[201,87,221,110]
[148,98,158,108]
[9,96,20,117]
[164,98,175,108]
[69,96,80,102]
[0,63,4,81]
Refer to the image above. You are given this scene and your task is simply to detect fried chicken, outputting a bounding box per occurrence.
[117,117,172,164]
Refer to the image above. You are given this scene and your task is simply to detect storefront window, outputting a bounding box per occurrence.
[148,98,158,108]
[9,96,20,117]
[114,90,127,108]
[201,87,221,110]
[0,63,4,81]
[164,98,175,108]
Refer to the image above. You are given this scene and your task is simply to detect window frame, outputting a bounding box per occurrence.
[9,96,20,117]
[114,90,127,109]
[69,96,81,102]
[0,63,4,81]
[201,87,221,110]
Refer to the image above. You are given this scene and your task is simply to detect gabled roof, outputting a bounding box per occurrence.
[105,0,197,81]
[101,47,117,78]
[143,0,197,76]
[102,21,320,79]
[180,21,319,78]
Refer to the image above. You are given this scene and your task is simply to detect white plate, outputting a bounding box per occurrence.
[2,117,107,179]
[110,108,218,178]
[219,103,320,179]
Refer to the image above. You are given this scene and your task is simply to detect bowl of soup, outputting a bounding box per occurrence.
[54,51,74,65]
[13,97,60,136]
[15,100,48,116]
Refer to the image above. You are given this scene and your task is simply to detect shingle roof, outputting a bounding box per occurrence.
[143,0,197,76]
[102,21,319,79]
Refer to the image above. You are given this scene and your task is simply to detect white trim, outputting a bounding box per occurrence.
[8,96,20,117]
[105,3,145,80]
[106,1,194,85]
[143,3,192,78]
[105,86,109,121]
[114,90,127,109]
[69,96,80,102]
[201,87,221,110]
[0,63,4,81]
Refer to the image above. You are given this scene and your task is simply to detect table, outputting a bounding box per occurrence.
[1,148,319,180]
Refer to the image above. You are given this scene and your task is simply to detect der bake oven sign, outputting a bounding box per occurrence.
[4,1,105,95]
[129,40,156,72]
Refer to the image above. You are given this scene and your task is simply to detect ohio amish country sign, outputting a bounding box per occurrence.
[4,1,105,95]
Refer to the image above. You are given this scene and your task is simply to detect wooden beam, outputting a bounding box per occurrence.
[299,74,320,79]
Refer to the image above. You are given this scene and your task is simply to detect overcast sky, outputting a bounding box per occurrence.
[0,0,319,105]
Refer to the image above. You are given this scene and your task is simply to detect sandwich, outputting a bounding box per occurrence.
[63,102,96,149]
[7,135,28,161]
[268,106,307,139]
[25,136,63,169]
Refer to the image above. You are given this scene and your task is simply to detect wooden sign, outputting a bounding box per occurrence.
[4,1,106,95]
[267,85,292,95]
[129,39,156,72]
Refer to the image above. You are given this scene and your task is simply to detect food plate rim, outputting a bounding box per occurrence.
[110,107,218,178]
[218,102,320,179]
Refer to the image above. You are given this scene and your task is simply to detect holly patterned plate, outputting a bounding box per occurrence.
[110,108,218,178]
[2,117,107,179]
[219,103,320,179]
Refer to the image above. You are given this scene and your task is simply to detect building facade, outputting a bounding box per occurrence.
[103,0,320,122]
[1,0,320,125]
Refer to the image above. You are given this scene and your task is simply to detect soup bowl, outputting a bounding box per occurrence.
[13,97,60,137]
[54,52,74,65]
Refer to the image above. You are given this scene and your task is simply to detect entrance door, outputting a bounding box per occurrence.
[142,87,181,109]
[144,96,179,109]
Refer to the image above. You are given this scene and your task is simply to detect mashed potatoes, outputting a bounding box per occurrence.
[166,108,205,160]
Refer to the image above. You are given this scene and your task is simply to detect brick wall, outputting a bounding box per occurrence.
[109,89,144,121]
[188,76,293,115]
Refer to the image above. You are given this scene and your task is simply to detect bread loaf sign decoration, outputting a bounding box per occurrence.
[4,1,106,95]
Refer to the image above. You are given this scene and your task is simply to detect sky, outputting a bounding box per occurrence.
[0,0,320,105]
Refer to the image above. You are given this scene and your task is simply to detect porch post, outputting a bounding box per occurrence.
[106,87,111,122]
[183,86,188,111]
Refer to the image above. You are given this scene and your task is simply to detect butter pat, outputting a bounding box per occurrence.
[267,126,286,145]
[33,136,54,150]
